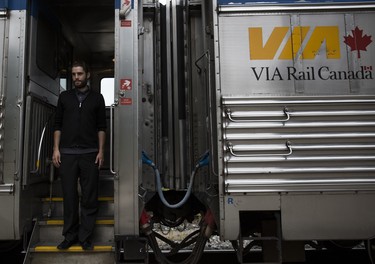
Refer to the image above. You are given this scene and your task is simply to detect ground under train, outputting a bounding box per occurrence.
[0,0,375,263]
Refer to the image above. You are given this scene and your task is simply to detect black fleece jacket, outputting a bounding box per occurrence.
[54,89,106,149]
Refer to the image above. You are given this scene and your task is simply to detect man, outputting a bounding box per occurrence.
[52,61,106,250]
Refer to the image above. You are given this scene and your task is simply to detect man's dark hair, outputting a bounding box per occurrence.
[72,60,90,74]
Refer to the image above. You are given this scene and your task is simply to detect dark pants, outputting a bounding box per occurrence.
[59,153,99,242]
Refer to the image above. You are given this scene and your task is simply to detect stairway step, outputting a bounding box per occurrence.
[32,244,114,252]
[42,197,114,218]
[40,219,114,225]
[42,197,114,202]
[37,219,114,242]
[25,251,115,264]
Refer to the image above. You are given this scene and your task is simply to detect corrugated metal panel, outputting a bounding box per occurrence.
[222,96,375,193]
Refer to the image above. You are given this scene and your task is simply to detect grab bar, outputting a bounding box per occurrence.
[226,107,290,122]
[222,97,375,106]
[110,103,118,177]
[14,100,23,181]
[227,141,292,157]
[31,113,54,174]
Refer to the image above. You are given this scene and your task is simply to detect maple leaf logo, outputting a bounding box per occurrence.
[344,27,372,58]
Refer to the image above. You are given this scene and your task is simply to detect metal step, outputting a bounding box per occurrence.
[24,250,115,264]
[24,218,115,264]
[42,197,114,218]
[38,219,115,243]
[24,194,116,264]
[31,243,114,252]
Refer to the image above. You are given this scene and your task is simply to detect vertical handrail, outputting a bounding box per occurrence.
[14,100,23,181]
[30,113,54,174]
[110,103,118,176]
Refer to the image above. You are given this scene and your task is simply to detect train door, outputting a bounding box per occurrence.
[22,0,116,263]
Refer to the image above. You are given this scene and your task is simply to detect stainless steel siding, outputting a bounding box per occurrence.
[222,96,375,193]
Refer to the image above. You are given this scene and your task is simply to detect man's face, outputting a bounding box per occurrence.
[72,66,90,89]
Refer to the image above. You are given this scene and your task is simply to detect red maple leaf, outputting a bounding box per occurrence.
[344,27,372,59]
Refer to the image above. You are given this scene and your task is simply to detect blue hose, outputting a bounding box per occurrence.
[142,151,209,209]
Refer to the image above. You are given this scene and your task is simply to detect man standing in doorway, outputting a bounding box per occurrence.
[52,61,106,250]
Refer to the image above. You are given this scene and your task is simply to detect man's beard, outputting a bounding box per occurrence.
[74,79,88,89]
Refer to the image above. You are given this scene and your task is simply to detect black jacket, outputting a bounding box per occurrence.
[54,89,106,149]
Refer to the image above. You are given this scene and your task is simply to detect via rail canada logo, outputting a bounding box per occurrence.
[248,26,373,81]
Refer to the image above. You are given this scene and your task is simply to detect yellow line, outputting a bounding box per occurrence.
[34,245,113,252]
[46,219,114,225]
[96,219,114,225]
[42,197,114,202]
[98,197,114,202]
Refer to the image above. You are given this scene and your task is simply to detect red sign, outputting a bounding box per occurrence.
[120,78,132,90]
[120,98,132,105]
[121,20,132,27]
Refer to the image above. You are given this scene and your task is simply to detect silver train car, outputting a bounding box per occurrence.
[0,0,374,263]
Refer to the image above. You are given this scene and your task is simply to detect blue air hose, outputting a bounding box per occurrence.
[142,151,209,209]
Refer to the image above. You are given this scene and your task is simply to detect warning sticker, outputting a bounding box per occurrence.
[120,79,132,90]
[121,20,132,27]
[120,98,132,105]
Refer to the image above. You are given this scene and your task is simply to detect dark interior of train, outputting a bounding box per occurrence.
[45,0,116,170]
[53,0,114,72]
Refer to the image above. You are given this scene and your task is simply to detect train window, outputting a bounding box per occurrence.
[60,78,67,91]
[101,78,114,106]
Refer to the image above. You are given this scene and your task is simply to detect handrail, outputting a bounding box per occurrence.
[222,97,375,106]
[30,124,46,174]
[31,113,54,174]
[227,141,292,157]
[225,109,375,120]
[0,183,14,193]
[110,103,118,176]
[226,107,290,122]
[225,178,375,193]
[0,8,7,19]
[14,100,23,181]
[219,3,375,13]
[225,132,375,141]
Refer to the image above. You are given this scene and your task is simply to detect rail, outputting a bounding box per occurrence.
[110,103,117,176]
[0,183,14,193]
[227,141,292,157]
[30,113,54,174]
[226,107,290,122]
[218,2,375,13]
[225,178,375,193]
[0,8,7,19]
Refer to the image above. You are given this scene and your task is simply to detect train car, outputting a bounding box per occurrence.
[213,0,375,262]
[0,0,374,263]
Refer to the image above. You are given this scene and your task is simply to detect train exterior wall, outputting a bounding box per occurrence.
[0,0,57,241]
[213,1,375,240]
[0,2,28,240]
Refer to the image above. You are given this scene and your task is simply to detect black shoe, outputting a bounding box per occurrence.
[57,239,76,250]
[80,240,93,250]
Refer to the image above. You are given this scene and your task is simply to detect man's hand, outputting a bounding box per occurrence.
[95,151,104,169]
[52,149,61,168]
